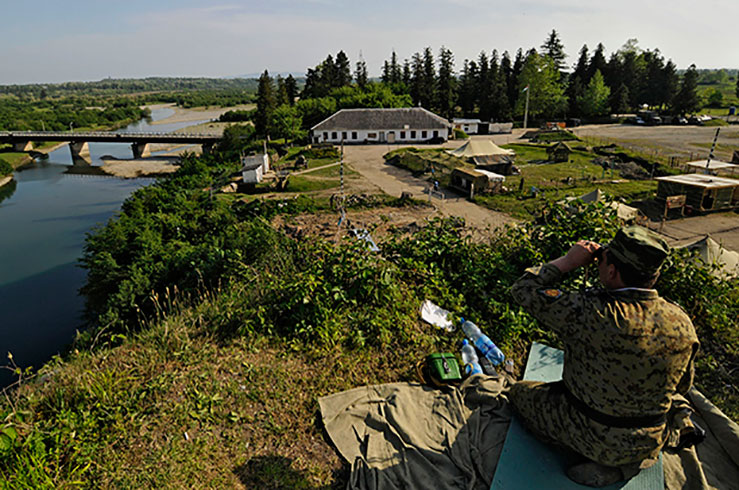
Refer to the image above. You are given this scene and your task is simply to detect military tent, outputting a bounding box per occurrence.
[676,235,739,279]
[561,189,641,222]
[448,139,514,159]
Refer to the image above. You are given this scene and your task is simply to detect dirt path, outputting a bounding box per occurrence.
[343,142,517,231]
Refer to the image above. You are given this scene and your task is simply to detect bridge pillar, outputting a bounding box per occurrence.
[13,141,33,152]
[131,143,151,159]
[202,143,214,155]
[69,141,92,165]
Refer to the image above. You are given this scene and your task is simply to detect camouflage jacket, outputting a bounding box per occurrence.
[511,264,699,418]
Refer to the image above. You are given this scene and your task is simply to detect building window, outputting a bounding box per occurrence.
[332,132,338,139]
[368,132,377,138]
[342,131,347,140]
[400,131,406,139]
[422,130,427,138]
[410,130,416,138]
[323,132,328,140]
[433,130,439,138]
[352,131,357,139]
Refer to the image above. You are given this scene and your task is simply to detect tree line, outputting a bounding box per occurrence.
[250,31,730,139]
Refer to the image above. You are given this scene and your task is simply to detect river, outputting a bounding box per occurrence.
[0,107,207,386]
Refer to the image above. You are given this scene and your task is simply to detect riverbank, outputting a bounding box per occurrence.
[146,103,254,126]
[0,175,13,188]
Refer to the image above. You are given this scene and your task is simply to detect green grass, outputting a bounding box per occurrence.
[304,163,356,178]
[286,175,340,192]
[0,149,30,169]
[476,181,657,219]
[531,130,580,143]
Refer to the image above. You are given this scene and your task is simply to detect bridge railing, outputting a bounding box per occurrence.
[0,130,221,139]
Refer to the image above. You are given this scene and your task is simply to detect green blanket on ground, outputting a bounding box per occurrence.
[319,378,739,490]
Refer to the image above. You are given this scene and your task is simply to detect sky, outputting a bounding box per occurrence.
[1,0,737,85]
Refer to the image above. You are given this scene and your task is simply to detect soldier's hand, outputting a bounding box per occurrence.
[550,240,602,273]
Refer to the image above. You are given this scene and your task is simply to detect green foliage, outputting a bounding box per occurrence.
[673,64,702,115]
[453,128,469,139]
[0,96,145,131]
[218,109,254,122]
[576,70,610,117]
[3,180,738,485]
[0,160,12,177]
[515,52,568,120]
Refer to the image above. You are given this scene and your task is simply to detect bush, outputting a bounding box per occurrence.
[453,128,469,139]
[0,160,12,176]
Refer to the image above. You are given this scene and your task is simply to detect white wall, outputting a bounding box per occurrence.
[242,166,263,184]
[312,127,448,144]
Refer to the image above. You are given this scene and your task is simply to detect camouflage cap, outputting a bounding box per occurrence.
[608,225,670,274]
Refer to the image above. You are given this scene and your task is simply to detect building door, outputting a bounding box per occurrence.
[387,131,395,143]
[379,131,386,142]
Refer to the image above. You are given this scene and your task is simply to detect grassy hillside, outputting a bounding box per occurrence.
[1,151,737,487]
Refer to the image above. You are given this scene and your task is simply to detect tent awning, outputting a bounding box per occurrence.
[447,139,514,158]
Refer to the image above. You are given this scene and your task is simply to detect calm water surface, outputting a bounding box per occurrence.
[0,107,206,386]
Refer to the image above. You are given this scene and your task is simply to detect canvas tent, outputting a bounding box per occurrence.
[676,235,739,279]
[448,139,514,159]
[561,189,641,221]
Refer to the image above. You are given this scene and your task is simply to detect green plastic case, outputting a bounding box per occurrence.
[426,353,462,383]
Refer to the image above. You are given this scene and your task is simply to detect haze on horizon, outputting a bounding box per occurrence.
[1,0,737,85]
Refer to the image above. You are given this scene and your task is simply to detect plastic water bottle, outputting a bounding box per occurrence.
[460,339,483,376]
[460,318,505,366]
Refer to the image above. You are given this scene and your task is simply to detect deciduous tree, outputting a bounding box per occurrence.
[515,52,568,120]
[577,69,610,117]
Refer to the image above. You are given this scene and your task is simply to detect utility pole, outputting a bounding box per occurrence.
[523,85,530,130]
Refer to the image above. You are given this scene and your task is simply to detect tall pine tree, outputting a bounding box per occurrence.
[334,51,352,87]
[541,29,567,74]
[436,46,456,118]
[673,64,701,115]
[354,58,368,89]
[255,70,276,138]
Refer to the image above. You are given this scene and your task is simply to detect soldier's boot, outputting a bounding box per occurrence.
[566,461,640,488]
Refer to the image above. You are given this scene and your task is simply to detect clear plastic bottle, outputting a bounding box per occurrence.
[460,339,483,376]
[460,318,505,366]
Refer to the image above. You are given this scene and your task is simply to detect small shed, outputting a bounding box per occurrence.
[241,153,269,184]
[453,118,482,135]
[656,174,739,212]
[449,167,504,197]
[547,142,572,163]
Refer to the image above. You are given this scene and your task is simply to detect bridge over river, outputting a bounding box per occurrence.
[0,131,222,163]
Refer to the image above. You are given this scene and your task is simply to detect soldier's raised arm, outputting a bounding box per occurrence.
[511,240,602,339]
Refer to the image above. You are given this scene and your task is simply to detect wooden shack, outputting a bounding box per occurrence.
[547,142,571,163]
[656,174,739,212]
[449,167,504,197]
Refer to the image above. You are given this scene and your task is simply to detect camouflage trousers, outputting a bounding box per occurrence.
[508,380,670,468]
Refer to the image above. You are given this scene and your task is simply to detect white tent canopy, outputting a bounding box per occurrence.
[676,235,739,279]
[685,160,738,174]
[562,189,641,221]
[448,139,514,158]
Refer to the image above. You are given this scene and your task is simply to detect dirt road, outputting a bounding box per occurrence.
[650,213,739,251]
[343,140,517,231]
[572,124,739,162]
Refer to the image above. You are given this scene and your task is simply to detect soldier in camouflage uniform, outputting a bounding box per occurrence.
[509,226,699,487]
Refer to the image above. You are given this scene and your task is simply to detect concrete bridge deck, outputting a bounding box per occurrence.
[0,130,222,163]
[0,131,221,145]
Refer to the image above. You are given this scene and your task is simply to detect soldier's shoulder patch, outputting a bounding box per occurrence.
[538,288,563,301]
